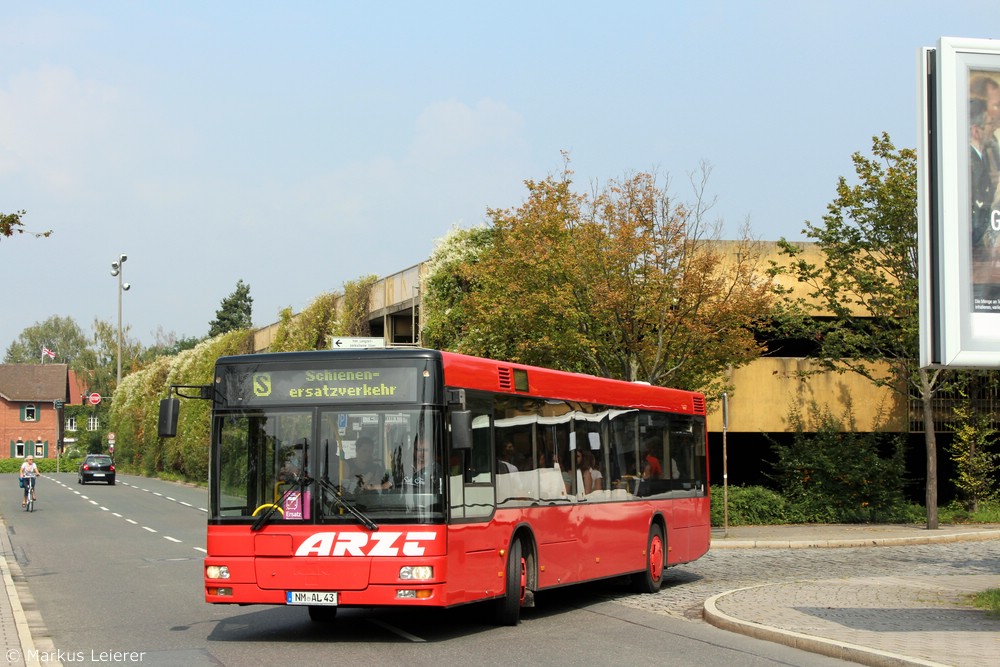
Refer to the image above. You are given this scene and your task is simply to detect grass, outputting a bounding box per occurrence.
[938,500,1000,524]
[971,589,1000,616]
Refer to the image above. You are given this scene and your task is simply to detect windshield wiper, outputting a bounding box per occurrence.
[316,476,379,531]
[251,476,313,531]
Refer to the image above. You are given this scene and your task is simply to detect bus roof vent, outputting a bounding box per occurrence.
[692,395,706,415]
[497,367,513,391]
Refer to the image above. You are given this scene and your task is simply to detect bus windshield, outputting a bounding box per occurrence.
[214,406,444,524]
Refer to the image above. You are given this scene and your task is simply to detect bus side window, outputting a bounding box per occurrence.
[467,395,493,484]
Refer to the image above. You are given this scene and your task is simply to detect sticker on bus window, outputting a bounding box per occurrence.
[283,491,310,520]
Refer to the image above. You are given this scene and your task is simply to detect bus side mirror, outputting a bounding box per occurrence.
[450,410,472,450]
[158,398,180,438]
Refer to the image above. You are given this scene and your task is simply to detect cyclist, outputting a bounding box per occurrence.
[19,455,38,508]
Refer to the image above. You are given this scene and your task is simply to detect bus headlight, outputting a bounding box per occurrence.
[399,566,433,580]
[206,565,230,580]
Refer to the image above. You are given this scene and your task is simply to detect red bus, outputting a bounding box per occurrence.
[159,348,710,625]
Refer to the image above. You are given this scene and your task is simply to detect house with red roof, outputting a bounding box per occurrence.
[0,364,82,459]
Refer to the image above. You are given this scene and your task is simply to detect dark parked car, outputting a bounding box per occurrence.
[78,455,116,485]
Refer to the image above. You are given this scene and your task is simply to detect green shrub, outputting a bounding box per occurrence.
[712,485,795,526]
[770,403,912,523]
[0,456,81,475]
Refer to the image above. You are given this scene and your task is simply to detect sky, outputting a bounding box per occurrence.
[1,1,994,355]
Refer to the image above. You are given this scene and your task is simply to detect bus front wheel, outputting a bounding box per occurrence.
[493,538,525,626]
[631,524,665,594]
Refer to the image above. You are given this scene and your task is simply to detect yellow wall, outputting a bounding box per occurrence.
[706,357,906,433]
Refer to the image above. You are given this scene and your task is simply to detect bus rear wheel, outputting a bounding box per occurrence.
[493,538,525,626]
[631,524,665,593]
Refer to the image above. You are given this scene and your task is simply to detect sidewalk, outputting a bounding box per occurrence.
[706,523,1000,667]
[0,518,38,667]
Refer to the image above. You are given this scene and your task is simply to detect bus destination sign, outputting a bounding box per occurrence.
[228,366,419,405]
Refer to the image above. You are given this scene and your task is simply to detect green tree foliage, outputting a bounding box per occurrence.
[1,210,51,241]
[421,226,494,351]
[422,161,774,396]
[4,315,91,366]
[335,275,379,337]
[771,402,911,523]
[208,280,253,337]
[109,330,255,480]
[949,390,999,514]
[269,293,340,353]
[772,133,947,528]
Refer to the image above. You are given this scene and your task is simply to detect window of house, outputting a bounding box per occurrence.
[88,416,101,431]
[23,404,37,422]
[66,416,77,431]
[14,441,25,458]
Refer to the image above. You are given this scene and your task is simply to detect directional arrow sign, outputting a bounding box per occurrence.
[332,337,385,350]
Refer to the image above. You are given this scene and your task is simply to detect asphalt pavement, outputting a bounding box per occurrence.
[2,508,998,667]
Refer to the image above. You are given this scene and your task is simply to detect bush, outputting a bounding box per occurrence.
[0,456,80,475]
[770,403,912,523]
[712,485,795,526]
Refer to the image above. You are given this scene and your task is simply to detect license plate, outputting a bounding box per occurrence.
[93,473,105,477]
[287,591,338,605]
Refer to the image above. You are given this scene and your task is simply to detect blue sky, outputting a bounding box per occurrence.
[0,1,993,353]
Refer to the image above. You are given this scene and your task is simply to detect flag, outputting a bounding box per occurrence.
[42,347,55,359]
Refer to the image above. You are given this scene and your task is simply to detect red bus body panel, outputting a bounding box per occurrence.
[205,349,710,609]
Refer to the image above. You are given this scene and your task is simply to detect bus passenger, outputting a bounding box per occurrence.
[642,440,662,480]
[577,449,603,494]
[497,441,518,473]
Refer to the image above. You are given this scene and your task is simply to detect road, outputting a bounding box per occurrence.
[5,472,942,667]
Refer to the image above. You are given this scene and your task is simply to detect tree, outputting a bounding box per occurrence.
[422,159,774,396]
[948,388,999,514]
[336,276,380,337]
[1,210,51,241]
[575,168,772,394]
[773,133,946,528]
[208,280,253,337]
[86,318,144,394]
[4,315,91,366]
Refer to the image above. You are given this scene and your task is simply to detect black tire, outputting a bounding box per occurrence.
[307,605,338,623]
[493,538,524,626]
[630,524,665,593]
[109,479,115,486]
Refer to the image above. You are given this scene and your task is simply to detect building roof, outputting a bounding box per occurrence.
[0,364,70,402]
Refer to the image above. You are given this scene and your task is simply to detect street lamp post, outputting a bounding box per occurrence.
[110,254,130,385]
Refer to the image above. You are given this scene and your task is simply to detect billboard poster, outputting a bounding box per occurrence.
[969,68,1000,312]
[919,37,1000,368]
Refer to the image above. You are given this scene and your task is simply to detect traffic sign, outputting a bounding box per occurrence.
[108,432,116,443]
[88,392,102,405]
[332,337,385,350]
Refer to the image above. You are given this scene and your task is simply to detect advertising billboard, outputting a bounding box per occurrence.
[919,37,1000,368]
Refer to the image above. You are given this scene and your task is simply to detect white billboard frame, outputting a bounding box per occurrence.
[919,37,1000,368]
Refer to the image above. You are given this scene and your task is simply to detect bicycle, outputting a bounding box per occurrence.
[22,476,36,512]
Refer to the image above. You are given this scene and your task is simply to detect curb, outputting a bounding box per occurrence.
[703,586,951,667]
[0,519,39,667]
[2,513,62,667]
[709,529,1000,549]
